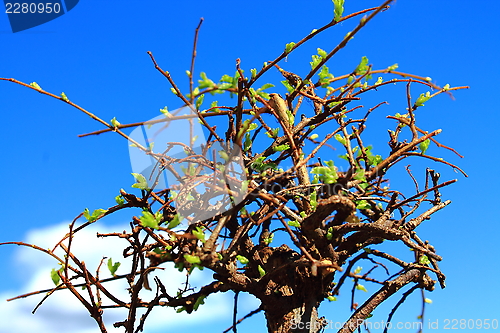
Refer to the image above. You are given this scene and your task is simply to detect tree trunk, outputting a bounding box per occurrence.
[244,245,333,333]
[263,297,325,333]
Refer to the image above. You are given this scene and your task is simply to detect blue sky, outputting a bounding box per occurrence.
[1,1,499,332]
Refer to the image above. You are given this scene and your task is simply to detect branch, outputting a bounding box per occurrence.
[291,0,395,100]
[189,18,204,103]
[338,268,422,333]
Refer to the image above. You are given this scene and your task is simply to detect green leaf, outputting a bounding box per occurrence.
[175,261,184,272]
[195,94,204,109]
[258,265,266,277]
[311,161,338,184]
[220,74,233,83]
[184,254,201,264]
[248,87,257,99]
[192,227,206,243]
[218,82,233,90]
[326,227,333,240]
[339,154,349,161]
[358,182,369,190]
[192,87,200,97]
[236,255,249,265]
[107,258,121,276]
[310,191,318,211]
[110,117,120,128]
[167,214,183,229]
[310,54,323,70]
[83,208,91,220]
[115,195,125,206]
[244,133,252,152]
[281,80,294,93]
[288,220,301,228]
[387,63,399,71]
[180,163,197,177]
[332,0,345,21]
[233,70,242,81]
[415,91,432,107]
[240,180,249,195]
[258,83,275,91]
[327,296,337,301]
[209,100,220,113]
[363,145,383,166]
[251,156,265,169]
[355,56,369,75]
[50,268,61,286]
[285,109,295,127]
[419,255,431,265]
[356,283,368,292]
[310,134,319,140]
[273,144,290,152]
[193,295,206,311]
[356,200,371,210]
[198,72,215,89]
[317,48,327,59]
[263,233,274,245]
[266,128,280,138]
[131,173,149,190]
[83,208,108,222]
[29,82,42,90]
[334,133,346,145]
[239,119,258,138]
[140,211,162,229]
[319,65,334,87]
[251,159,277,173]
[353,266,363,274]
[285,42,296,54]
[60,92,69,102]
[250,68,257,78]
[353,169,366,182]
[419,138,431,154]
[218,150,230,162]
[424,298,433,304]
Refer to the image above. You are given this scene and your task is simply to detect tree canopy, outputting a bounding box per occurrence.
[1,1,469,332]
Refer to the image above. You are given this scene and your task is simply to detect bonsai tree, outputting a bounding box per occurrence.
[1,1,468,332]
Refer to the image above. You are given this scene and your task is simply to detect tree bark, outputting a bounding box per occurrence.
[263,296,324,333]
[339,268,424,333]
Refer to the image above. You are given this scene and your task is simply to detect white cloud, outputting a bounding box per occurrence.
[1,222,260,333]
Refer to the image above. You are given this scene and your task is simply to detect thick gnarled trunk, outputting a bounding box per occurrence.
[263,299,324,333]
[246,245,334,333]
